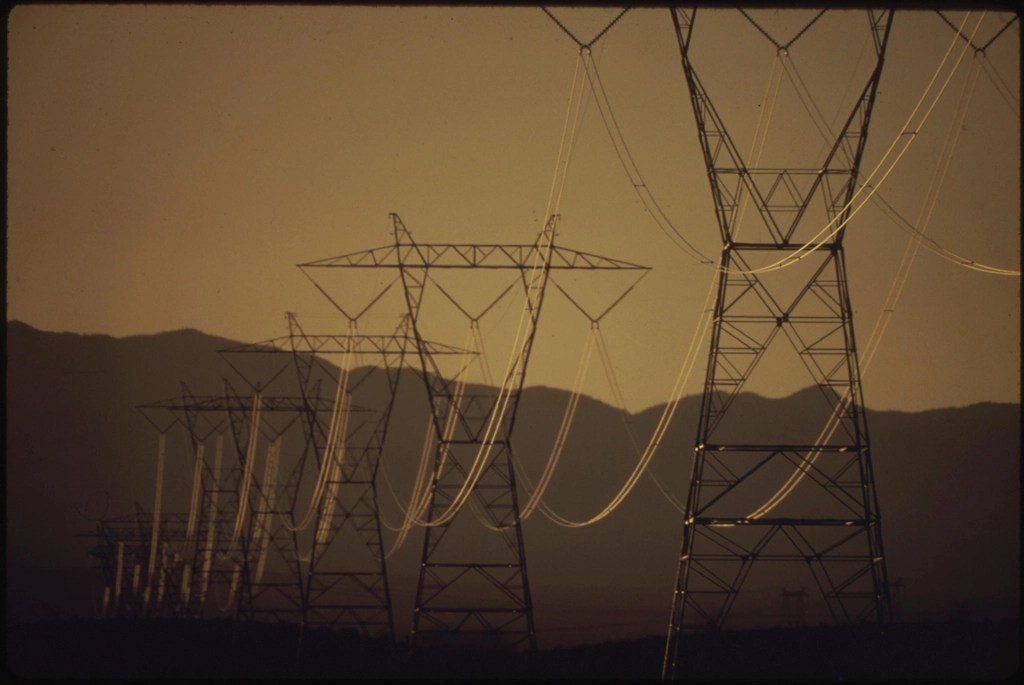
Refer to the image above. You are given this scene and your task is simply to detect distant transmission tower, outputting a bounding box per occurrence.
[219,314,468,637]
[301,213,649,649]
[663,9,894,679]
[138,383,317,623]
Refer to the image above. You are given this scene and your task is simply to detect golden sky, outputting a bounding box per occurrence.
[7,5,1020,412]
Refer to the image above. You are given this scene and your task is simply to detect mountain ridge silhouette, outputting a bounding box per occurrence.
[6,320,1019,644]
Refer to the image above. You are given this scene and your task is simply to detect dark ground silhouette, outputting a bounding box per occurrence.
[6,617,1019,680]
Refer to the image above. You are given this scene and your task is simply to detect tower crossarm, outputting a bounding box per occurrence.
[299,244,650,271]
[219,333,472,358]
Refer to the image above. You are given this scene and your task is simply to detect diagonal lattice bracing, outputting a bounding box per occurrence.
[131,331,415,636]
[136,386,318,624]
[664,9,895,680]
[214,314,466,638]
[303,213,650,650]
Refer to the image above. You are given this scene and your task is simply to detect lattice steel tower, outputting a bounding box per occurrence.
[664,9,894,679]
[302,213,649,649]
[137,383,317,623]
[219,314,467,636]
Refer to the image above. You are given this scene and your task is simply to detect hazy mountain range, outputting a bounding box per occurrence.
[5,321,1019,646]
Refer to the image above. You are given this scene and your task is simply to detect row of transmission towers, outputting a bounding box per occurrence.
[83,6,1001,674]
[85,214,649,651]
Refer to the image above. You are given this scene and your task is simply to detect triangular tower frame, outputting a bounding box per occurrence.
[663,9,895,680]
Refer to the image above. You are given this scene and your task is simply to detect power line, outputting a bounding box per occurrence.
[541,6,630,49]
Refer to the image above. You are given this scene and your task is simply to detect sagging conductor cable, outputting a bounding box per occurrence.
[739,41,991,523]
[782,30,1019,277]
[524,268,720,527]
[228,391,262,545]
[735,10,986,274]
[408,34,588,529]
[382,325,475,554]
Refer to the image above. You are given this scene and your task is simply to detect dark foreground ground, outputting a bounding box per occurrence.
[6,617,1019,681]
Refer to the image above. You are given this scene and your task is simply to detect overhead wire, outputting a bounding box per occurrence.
[416,7,991,532]
[866,188,1020,276]
[863,87,1019,275]
[472,320,496,386]
[216,563,242,614]
[541,6,717,263]
[729,46,788,245]
[936,10,1018,52]
[528,15,1007,532]
[379,414,436,553]
[783,29,1019,277]
[739,13,995,523]
[468,321,599,533]
[407,301,533,529]
[228,391,262,545]
[479,266,660,529]
[935,11,1023,116]
[283,328,354,534]
[253,437,281,583]
[542,6,631,50]
[517,325,599,520]
[545,51,589,222]
[378,355,458,536]
[512,12,774,526]
[448,50,592,510]
[381,324,475,554]
[315,344,360,546]
[381,312,501,543]
[198,432,223,606]
[416,237,552,529]
[783,47,857,167]
[402,33,591,530]
[144,432,167,609]
[719,10,986,275]
[592,327,687,514]
[782,12,983,258]
[525,269,720,527]
[860,39,988,371]
[183,441,205,545]
[459,9,727,523]
[579,48,713,263]
[738,8,827,52]
[399,33,611,533]
[177,436,205,608]
[583,9,989,277]
[978,52,1020,115]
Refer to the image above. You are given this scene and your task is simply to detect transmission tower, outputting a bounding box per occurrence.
[663,9,894,679]
[86,403,219,620]
[88,510,195,619]
[301,213,649,649]
[138,383,321,623]
[219,314,469,637]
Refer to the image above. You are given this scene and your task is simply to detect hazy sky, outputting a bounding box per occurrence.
[7,5,1020,412]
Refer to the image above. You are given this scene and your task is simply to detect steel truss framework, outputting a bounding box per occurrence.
[302,213,649,650]
[87,316,467,640]
[128,384,319,624]
[663,8,894,680]
[90,512,195,618]
[218,315,467,636]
